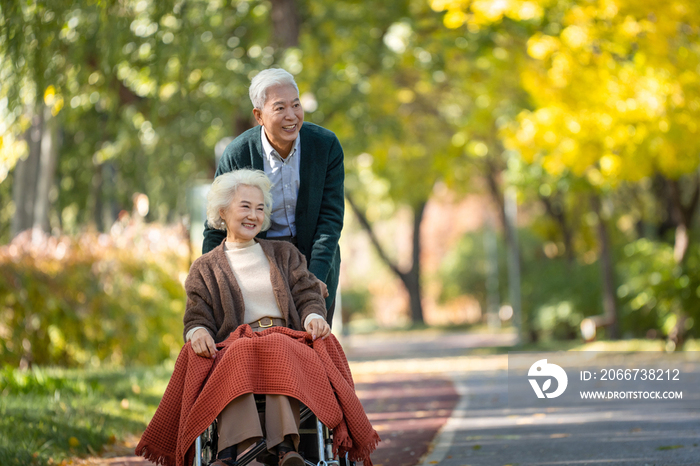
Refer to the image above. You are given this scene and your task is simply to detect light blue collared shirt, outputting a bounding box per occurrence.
[261,128,301,238]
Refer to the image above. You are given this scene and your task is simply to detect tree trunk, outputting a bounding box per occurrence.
[101,163,119,229]
[483,159,508,237]
[483,161,524,341]
[33,107,59,233]
[90,162,105,231]
[504,187,523,342]
[666,175,700,348]
[591,194,619,339]
[404,201,425,324]
[345,192,426,324]
[540,193,575,264]
[270,0,300,48]
[668,177,699,264]
[11,105,59,239]
[11,112,42,236]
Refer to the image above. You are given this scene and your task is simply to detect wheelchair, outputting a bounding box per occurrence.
[194,395,355,466]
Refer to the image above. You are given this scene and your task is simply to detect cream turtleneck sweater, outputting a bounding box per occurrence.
[224,239,284,323]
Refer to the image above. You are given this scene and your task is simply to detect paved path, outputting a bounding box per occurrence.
[343,330,517,361]
[352,372,458,466]
[417,366,700,466]
[343,331,514,466]
[345,332,700,466]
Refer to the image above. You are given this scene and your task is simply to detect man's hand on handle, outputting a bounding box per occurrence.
[319,281,329,298]
[191,328,217,358]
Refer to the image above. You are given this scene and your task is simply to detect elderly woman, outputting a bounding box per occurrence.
[184,168,331,466]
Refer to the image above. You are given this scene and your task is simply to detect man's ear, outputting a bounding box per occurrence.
[253,108,263,126]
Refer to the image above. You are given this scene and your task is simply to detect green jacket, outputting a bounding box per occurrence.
[202,123,344,310]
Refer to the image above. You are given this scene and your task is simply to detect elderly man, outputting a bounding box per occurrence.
[203,68,344,324]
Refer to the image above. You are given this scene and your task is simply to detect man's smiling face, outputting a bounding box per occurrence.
[253,83,304,158]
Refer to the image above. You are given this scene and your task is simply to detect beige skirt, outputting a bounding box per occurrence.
[216,320,300,454]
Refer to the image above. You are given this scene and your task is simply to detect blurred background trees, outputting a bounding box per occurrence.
[2,0,700,368]
[2,0,276,237]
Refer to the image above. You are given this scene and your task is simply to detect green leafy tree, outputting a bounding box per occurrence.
[292,0,535,326]
[1,0,279,239]
[437,0,700,343]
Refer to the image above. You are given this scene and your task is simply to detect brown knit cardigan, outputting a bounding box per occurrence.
[183,238,327,342]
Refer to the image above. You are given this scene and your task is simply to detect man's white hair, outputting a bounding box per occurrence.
[249,68,299,109]
[206,169,273,231]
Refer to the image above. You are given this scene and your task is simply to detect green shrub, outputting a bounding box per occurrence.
[340,288,372,323]
[0,225,189,368]
[440,228,700,342]
[616,238,699,339]
[439,228,603,340]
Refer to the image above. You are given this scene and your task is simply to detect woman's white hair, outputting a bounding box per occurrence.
[206,169,273,231]
[249,68,299,110]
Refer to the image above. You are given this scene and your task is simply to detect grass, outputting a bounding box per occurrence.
[0,363,173,466]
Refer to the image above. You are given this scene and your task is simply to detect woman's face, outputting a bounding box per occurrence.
[219,185,265,243]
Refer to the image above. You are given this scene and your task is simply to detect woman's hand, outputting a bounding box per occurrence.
[191,328,218,358]
[305,317,331,341]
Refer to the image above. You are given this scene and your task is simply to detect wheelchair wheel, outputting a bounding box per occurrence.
[195,421,218,466]
[338,454,355,466]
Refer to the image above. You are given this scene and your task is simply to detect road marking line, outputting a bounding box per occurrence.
[417,372,470,466]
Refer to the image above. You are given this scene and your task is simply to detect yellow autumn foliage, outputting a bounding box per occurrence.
[436,0,700,186]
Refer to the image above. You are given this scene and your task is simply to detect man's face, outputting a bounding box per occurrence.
[253,84,304,158]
